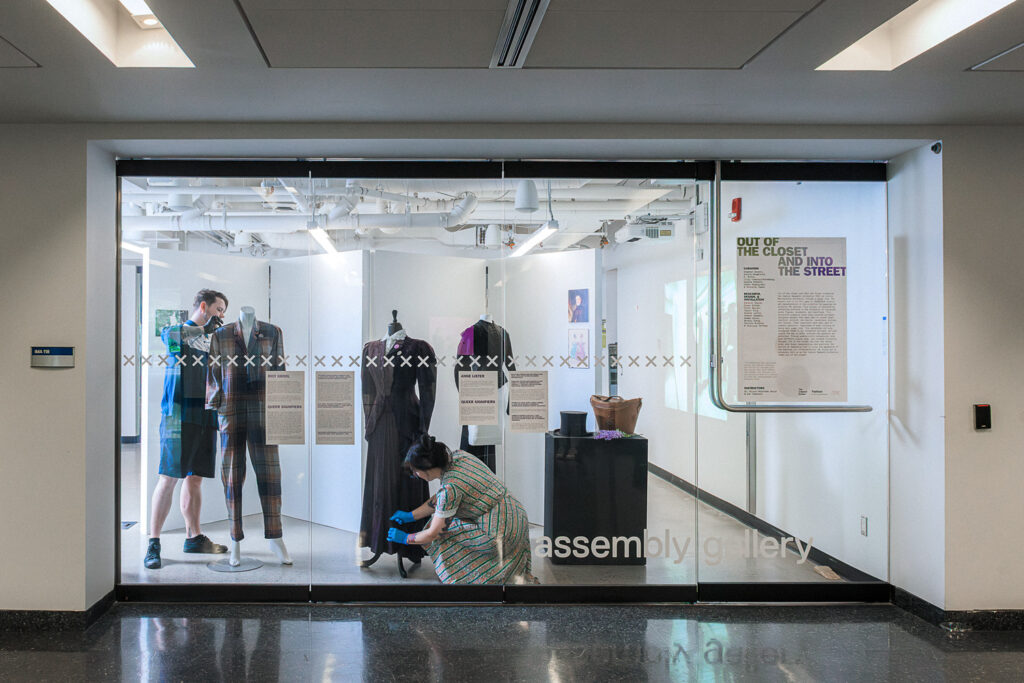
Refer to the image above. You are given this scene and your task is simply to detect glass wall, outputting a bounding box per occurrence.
[695,178,889,585]
[116,163,888,596]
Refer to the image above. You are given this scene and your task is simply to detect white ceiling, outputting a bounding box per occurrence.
[0,0,1022,124]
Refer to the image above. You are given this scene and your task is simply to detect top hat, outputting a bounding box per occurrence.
[559,410,588,437]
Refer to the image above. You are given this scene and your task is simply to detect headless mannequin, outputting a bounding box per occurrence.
[479,313,493,322]
[360,310,421,579]
[228,306,293,567]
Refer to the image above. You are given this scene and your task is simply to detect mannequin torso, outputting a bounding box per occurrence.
[239,306,256,343]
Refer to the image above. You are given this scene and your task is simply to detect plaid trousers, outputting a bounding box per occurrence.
[219,405,282,542]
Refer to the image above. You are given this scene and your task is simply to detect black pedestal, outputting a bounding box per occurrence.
[544,431,648,565]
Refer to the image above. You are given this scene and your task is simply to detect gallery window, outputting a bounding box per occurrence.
[116,161,888,601]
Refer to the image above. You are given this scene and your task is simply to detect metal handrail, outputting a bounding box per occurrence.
[708,161,872,413]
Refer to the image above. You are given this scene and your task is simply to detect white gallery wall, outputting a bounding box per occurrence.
[308,252,365,533]
[722,180,890,579]
[120,264,139,440]
[887,143,945,608]
[270,251,366,533]
[143,248,270,534]
[606,230,702,489]
[941,129,1024,611]
[496,250,598,521]
[3,123,1023,612]
[266,256,315,526]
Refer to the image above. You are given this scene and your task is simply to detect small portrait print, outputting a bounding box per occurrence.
[568,329,590,369]
[154,309,189,337]
[568,288,589,323]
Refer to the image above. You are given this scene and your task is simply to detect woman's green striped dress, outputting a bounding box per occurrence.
[428,451,538,584]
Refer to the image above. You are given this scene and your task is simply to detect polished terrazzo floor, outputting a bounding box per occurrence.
[4,604,1024,681]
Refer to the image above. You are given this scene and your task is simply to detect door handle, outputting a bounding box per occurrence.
[708,160,872,414]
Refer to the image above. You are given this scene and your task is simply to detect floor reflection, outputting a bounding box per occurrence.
[3,605,1024,682]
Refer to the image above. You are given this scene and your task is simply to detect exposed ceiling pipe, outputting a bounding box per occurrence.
[260,232,317,251]
[337,193,478,231]
[122,215,308,233]
[276,179,310,213]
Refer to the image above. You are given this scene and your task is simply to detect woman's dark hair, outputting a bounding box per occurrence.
[404,434,451,472]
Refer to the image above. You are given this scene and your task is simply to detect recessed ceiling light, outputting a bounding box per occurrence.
[818,0,1019,71]
[118,0,154,16]
[46,0,193,67]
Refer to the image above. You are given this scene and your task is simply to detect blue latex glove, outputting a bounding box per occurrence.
[389,510,415,525]
[387,528,410,545]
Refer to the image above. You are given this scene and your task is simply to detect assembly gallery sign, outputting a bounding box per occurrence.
[736,237,847,402]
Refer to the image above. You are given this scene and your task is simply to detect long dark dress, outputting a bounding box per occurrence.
[454,320,516,472]
[359,334,437,560]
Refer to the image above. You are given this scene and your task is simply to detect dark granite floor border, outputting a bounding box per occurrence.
[0,590,115,631]
[647,463,881,583]
[893,587,1024,631]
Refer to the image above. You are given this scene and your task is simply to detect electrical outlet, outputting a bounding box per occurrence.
[860,516,868,537]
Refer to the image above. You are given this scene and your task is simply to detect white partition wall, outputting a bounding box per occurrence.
[715,180,890,580]
[309,252,365,533]
[498,249,597,521]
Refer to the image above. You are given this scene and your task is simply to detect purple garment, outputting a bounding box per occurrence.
[457,327,474,355]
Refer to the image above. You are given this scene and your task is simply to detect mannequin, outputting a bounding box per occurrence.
[388,309,403,336]
[232,309,290,566]
[359,310,436,578]
[455,315,515,472]
[206,307,292,568]
[239,305,256,344]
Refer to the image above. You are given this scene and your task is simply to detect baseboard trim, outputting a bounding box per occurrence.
[85,589,116,627]
[0,590,115,631]
[647,463,881,583]
[893,587,1024,631]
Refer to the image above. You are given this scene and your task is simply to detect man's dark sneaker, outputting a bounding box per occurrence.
[183,534,228,554]
[144,538,161,569]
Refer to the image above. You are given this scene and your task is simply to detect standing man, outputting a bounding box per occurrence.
[145,289,231,569]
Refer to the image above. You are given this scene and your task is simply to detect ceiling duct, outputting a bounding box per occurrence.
[489,0,551,68]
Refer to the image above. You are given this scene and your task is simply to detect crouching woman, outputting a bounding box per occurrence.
[387,435,539,585]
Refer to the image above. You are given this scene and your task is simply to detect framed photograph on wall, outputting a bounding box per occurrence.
[568,288,589,323]
[154,309,189,337]
[568,329,590,368]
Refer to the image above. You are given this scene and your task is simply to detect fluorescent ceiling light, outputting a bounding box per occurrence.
[308,228,338,254]
[818,0,1019,71]
[46,0,192,67]
[510,221,558,258]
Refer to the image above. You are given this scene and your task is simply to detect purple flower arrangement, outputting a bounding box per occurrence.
[595,429,631,440]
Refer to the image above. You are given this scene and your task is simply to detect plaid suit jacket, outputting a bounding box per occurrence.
[206,320,286,418]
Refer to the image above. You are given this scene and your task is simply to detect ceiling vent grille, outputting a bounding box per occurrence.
[489,0,551,68]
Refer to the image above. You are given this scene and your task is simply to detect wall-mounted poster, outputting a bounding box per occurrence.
[568,329,590,368]
[737,236,847,402]
[154,309,189,337]
[568,288,589,323]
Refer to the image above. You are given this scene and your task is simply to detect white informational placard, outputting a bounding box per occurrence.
[265,370,305,445]
[737,237,847,402]
[315,371,355,445]
[458,371,499,426]
[509,371,549,433]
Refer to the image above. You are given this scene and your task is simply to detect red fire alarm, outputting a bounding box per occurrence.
[729,197,742,222]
